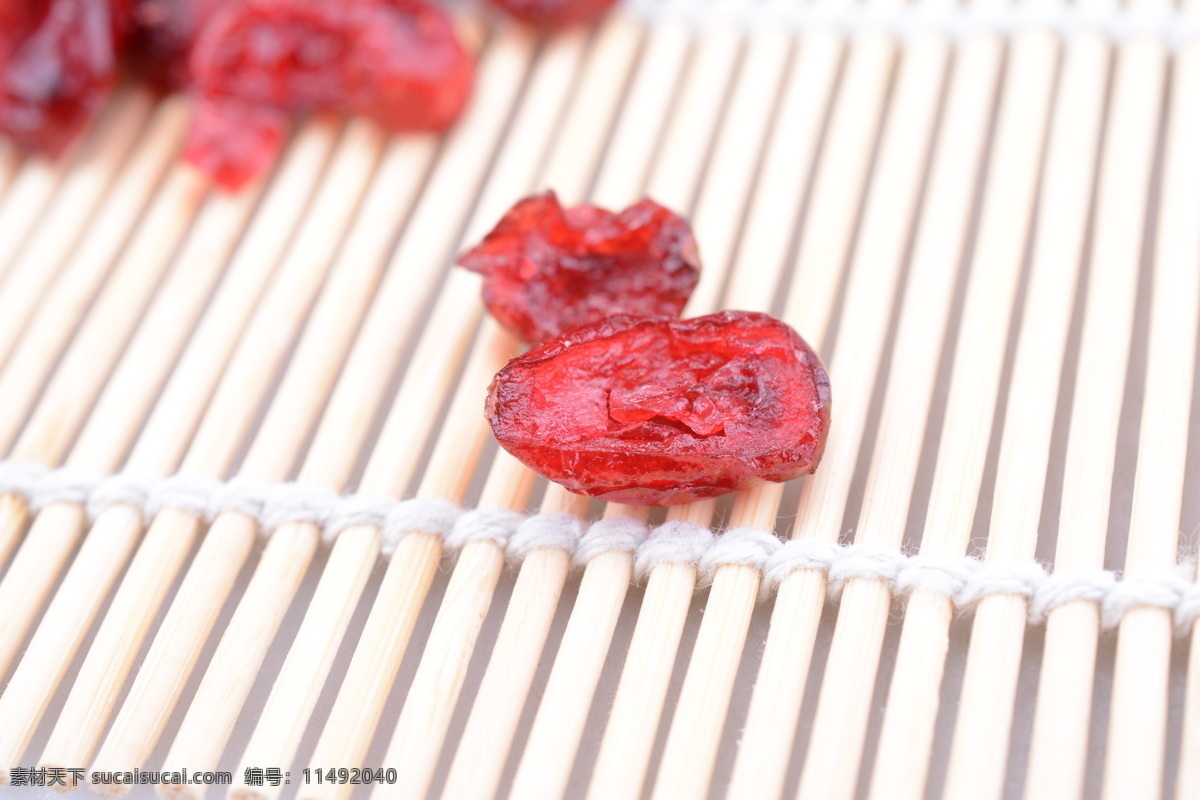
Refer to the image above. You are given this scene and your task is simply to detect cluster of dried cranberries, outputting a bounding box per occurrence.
[0,0,623,181]
[467,194,831,506]
[185,0,475,188]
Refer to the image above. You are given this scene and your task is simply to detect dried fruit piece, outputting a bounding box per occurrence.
[124,0,231,90]
[486,311,831,505]
[0,0,126,156]
[460,192,700,344]
[488,0,619,27]
[185,0,473,189]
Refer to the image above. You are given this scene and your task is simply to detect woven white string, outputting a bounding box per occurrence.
[622,0,1200,49]
[2,461,1198,633]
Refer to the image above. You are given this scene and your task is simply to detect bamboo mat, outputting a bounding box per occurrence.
[0,0,1198,798]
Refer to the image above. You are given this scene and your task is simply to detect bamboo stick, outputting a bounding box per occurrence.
[433,19,782,800]
[865,2,1110,797]
[647,9,949,799]
[284,26,619,800]
[0,139,18,199]
[0,114,93,284]
[0,118,338,780]
[586,15,855,798]
[0,90,160,568]
[0,88,156,370]
[509,22,815,800]
[1160,19,1200,800]
[152,29,547,800]
[81,116,397,796]
[29,117,370,787]
[755,8,968,799]
[0,97,190,455]
[901,3,1097,798]
[139,28,531,798]
[0,99,195,676]
[1023,8,1167,797]
[0,164,286,768]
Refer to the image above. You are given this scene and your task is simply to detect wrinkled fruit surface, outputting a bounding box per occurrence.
[460,192,700,344]
[488,0,619,27]
[125,0,231,90]
[486,311,831,505]
[186,0,473,189]
[0,0,129,156]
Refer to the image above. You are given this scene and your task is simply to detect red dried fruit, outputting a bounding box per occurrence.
[185,0,473,189]
[460,192,701,344]
[488,0,619,27]
[124,0,231,90]
[0,0,126,156]
[486,311,831,506]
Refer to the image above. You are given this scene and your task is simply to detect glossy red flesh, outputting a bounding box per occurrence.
[186,0,473,189]
[486,311,831,505]
[488,0,619,27]
[460,192,700,344]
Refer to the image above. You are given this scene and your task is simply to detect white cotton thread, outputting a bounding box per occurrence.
[573,517,650,566]
[634,520,716,581]
[8,460,1200,634]
[508,512,585,559]
[258,482,339,534]
[697,527,782,590]
[825,544,907,599]
[378,497,461,557]
[26,466,99,510]
[1099,570,1194,631]
[762,537,843,592]
[85,472,156,519]
[894,553,980,600]
[953,559,1049,613]
[0,460,51,499]
[445,506,523,550]
[202,475,272,520]
[1027,567,1115,625]
[323,494,395,542]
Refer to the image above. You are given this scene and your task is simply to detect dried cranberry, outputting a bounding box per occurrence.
[185,0,473,189]
[488,0,619,27]
[460,192,701,344]
[0,0,125,156]
[124,0,231,90]
[486,311,831,506]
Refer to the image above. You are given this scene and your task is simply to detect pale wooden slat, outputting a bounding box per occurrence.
[0,100,197,683]
[365,12,700,797]
[1024,8,1169,797]
[650,2,951,792]
[436,21,793,800]
[926,3,1086,796]
[83,117,402,794]
[296,25,605,800]
[0,167,282,772]
[588,12,852,794]
[869,0,1110,795]
[33,117,378,787]
[0,89,157,373]
[0,138,19,203]
[0,106,101,285]
[1153,23,1200,800]
[512,21,825,798]
[141,26,544,800]
[777,4,964,795]
[0,115,340,781]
